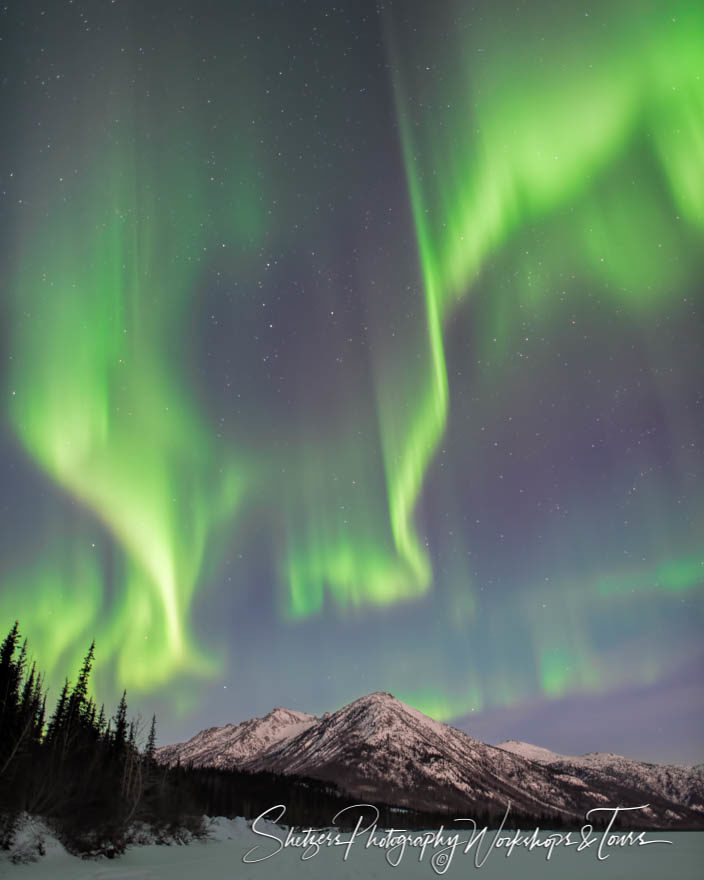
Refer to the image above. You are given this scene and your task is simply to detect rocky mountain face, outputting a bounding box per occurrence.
[157,692,703,828]
[156,707,316,769]
[497,739,704,814]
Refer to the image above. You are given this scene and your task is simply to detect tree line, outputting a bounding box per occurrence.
[0,620,592,861]
[0,621,202,856]
[0,621,457,857]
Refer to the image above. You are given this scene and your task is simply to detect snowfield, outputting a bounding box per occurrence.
[2,815,703,880]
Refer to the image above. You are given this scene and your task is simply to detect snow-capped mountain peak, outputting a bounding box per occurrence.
[156,705,317,770]
[157,693,704,827]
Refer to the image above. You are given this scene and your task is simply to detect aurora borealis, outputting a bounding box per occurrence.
[1,0,702,761]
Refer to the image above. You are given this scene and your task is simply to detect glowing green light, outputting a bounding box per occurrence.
[7,145,247,691]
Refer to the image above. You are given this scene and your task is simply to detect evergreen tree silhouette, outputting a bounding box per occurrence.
[0,622,21,737]
[112,691,129,757]
[45,679,69,744]
[145,715,157,764]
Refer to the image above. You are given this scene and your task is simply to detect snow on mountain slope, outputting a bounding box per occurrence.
[497,741,564,765]
[238,693,692,824]
[157,693,702,827]
[156,707,317,769]
[497,741,704,812]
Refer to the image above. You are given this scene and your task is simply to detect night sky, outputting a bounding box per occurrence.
[1,0,702,763]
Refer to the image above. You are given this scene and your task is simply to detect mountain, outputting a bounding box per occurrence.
[156,707,316,769]
[497,740,704,814]
[238,692,602,820]
[157,692,703,828]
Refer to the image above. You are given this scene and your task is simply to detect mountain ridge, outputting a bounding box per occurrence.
[497,738,704,812]
[156,692,704,828]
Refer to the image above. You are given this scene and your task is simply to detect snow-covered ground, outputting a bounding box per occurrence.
[2,816,703,879]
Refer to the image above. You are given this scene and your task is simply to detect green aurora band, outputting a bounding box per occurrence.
[1,23,265,692]
[6,146,247,688]
[379,0,704,607]
[1,0,702,722]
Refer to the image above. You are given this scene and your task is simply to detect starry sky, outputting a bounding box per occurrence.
[1,0,702,763]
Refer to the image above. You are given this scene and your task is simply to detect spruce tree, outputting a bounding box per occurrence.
[96,704,107,736]
[66,641,95,728]
[0,622,21,734]
[113,691,129,756]
[145,715,157,763]
[45,679,70,744]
